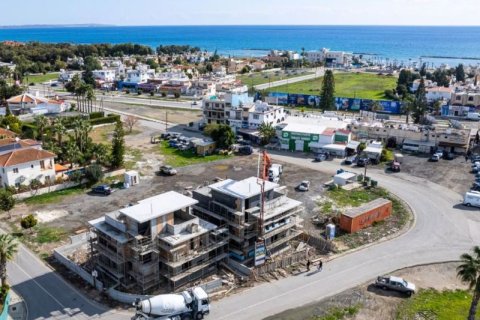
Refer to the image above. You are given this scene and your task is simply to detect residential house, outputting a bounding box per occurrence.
[451,89,480,107]
[228,101,286,130]
[426,86,452,103]
[0,138,56,188]
[7,93,68,114]
[202,90,253,125]
[192,177,303,265]
[92,69,116,83]
[305,48,353,67]
[89,191,228,292]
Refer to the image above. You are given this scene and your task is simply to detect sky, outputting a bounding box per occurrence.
[1,0,479,26]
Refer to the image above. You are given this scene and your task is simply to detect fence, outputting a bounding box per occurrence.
[299,233,336,253]
[53,233,104,292]
[0,291,10,320]
[254,250,307,276]
[13,181,81,200]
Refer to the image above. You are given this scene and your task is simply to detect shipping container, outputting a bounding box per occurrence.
[339,198,392,233]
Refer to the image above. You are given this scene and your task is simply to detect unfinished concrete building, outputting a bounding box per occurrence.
[192,177,303,265]
[88,191,229,293]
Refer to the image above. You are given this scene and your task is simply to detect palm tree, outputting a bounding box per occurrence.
[0,234,18,286]
[34,115,49,142]
[401,94,415,124]
[85,86,95,113]
[64,139,81,168]
[52,117,66,147]
[258,122,277,145]
[457,246,480,320]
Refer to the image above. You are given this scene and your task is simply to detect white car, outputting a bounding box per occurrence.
[296,181,310,192]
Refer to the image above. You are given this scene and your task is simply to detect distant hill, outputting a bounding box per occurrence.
[0,24,114,29]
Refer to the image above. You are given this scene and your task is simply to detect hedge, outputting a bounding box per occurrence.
[89,114,121,126]
[89,111,105,120]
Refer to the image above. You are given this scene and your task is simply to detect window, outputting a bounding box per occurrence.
[13,168,18,174]
[40,160,45,170]
[45,176,51,182]
[31,165,34,169]
[456,96,461,100]
[15,182,20,188]
[253,115,259,120]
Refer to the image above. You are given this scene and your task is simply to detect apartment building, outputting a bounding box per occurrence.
[351,121,471,153]
[89,191,229,293]
[202,91,253,125]
[192,177,303,266]
[451,89,480,107]
[305,48,353,67]
[92,69,116,83]
[228,101,286,130]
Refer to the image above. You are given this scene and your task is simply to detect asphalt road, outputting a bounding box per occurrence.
[254,68,325,90]
[7,152,480,319]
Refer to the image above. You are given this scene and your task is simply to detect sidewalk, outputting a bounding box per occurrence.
[7,290,26,320]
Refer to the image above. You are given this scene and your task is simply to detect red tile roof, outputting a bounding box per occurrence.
[0,149,55,167]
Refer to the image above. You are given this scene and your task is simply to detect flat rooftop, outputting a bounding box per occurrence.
[88,217,128,244]
[119,191,198,224]
[159,219,217,246]
[209,177,279,200]
[343,198,392,219]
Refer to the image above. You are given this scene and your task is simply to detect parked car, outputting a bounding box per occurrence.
[356,158,369,167]
[296,180,310,192]
[443,152,455,160]
[390,161,401,172]
[343,156,356,165]
[429,154,440,162]
[160,165,177,176]
[238,146,253,155]
[92,184,112,196]
[473,182,480,191]
[464,191,480,207]
[374,276,416,296]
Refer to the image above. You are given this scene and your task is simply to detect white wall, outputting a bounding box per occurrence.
[1,158,55,187]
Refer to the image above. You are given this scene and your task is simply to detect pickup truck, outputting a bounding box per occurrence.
[374,276,416,296]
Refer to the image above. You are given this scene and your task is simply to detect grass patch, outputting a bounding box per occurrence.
[33,225,67,244]
[125,147,143,170]
[238,71,313,88]
[313,304,361,320]
[89,124,115,143]
[327,187,389,207]
[396,289,478,320]
[24,185,85,206]
[26,73,59,84]
[267,72,397,100]
[159,140,231,167]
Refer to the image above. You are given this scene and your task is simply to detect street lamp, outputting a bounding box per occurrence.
[92,269,98,289]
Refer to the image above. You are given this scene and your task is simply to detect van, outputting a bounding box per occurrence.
[467,112,480,121]
[268,164,283,181]
[463,191,480,207]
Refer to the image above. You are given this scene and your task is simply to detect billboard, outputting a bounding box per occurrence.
[268,92,402,114]
[254,240,266,266]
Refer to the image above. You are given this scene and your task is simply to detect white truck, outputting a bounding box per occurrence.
[467,112,480,121]
[268,164,283,182]
[132,287,210,320]
[463,191,480,207]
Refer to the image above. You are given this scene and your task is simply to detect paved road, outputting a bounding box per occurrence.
[7,243,128,319]
[209,153,480,320]
[254,68,325,90]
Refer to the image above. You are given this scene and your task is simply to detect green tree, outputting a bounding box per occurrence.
[320,70,335,110]
[85,163,104,184]
[419,62,427,77]
[0,234,18,286]
[0,189,15,219]
[456,64,466,83]
[20,214,38,233]
[52,117,67,147]
[258,122,277,145]
[111,121,125,168]
[433,100,443,115]
[411,78,428,124]
[34,115,49,142]
[206,124,235,149]
[64,139,81,168]
[457,246,480,320]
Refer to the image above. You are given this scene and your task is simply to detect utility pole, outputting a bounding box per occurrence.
[165,111,168,131]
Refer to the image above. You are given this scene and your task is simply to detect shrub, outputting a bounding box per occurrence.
[161,92,167,97]
[150,91,155,97]
[125,89,130,94]
[174,92,180,98]
[20,214,38,231]
[89,114,121,126]
[89,111,105,120]
[85,164,104,184]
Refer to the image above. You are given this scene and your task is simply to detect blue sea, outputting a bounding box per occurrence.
[1,25,480,66]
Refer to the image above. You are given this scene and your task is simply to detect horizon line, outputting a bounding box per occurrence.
[1,23,480,28]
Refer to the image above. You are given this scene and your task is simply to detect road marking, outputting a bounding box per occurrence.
[13,260,68,312]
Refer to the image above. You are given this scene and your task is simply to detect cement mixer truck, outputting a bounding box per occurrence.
[132,287,210,320]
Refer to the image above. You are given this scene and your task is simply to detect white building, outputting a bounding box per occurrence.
[202,91,253,125]
[305,48,353,67]
[426,86,453,103]
[7,93,68,114]
[125,69,155,84]
[228,101,286,130]
[92,69,116,82]
[0,139,56,188]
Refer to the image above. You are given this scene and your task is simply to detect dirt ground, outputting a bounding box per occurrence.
[266,262,466,320]
[9,152,330,251]
[102,100,202,124]
[400,153,472,194]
